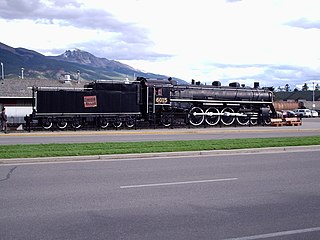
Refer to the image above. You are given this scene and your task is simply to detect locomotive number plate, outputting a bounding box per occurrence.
[84,96,97,108]
[156,97,168,104]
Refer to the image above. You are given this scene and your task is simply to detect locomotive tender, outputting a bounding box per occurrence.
[26,77,276,130]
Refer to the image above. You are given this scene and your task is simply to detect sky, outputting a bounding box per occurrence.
[1,0,320,89]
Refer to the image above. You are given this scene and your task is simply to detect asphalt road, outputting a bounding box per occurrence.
[1,118,320,145]
[1,149,320,240]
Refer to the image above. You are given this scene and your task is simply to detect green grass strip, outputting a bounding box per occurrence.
[0,136,320,159]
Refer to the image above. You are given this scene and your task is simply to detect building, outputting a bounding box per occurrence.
[274,91,320,110]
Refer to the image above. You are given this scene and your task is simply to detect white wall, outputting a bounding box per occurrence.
[5,106,33,124]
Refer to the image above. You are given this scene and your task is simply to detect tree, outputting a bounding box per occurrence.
[268,86,275,92]
[315,83,320,91]
[284,84,290,92]
[302,83,309,91]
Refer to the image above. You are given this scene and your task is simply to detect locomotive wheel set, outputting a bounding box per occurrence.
[25,77,276,131]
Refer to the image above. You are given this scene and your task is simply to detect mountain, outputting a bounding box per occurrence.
[0,42,184,82]
[51,49,135,70]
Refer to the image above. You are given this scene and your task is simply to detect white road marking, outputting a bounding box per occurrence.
[222,226,320,240]
[120,177,238,189]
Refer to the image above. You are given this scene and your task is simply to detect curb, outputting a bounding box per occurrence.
[0,145,319,165]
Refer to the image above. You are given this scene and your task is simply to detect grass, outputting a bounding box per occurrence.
[0,136,320,159]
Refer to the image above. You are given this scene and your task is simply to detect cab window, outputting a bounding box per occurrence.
[155,88,163,96]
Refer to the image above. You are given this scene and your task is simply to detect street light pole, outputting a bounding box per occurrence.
[0,62,4,80]
[77,70,80,84]
[312,82,315,110]
[21,67,24,79]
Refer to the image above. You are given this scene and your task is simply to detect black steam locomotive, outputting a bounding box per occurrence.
[25,77,276,130]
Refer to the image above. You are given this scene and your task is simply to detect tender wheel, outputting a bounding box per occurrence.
[188,107,204,126]
[42,118,53,130]
[236,111,249,126]
[99,118,109,129]
[113,119,122,128]
[125,117,135,128]
[221,107,235,126]
[71,118,82,129]
[57,119,68,129]
[205,107,220,126]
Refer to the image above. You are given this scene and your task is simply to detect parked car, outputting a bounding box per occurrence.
[311,110,319,117]
[293,109,312,118]
[281,110,297,118]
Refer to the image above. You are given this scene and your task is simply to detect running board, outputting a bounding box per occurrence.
[193,112,260,117]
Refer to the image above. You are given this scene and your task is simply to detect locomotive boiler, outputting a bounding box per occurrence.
[168,80,275,126]
[25,77,276,130]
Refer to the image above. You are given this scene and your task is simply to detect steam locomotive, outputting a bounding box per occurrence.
[25,77,276,130]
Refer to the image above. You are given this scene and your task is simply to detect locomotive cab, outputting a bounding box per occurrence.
[138,77,172,125]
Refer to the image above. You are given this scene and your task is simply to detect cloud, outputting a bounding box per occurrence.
[199,62,320,88]
[1,0,320,88]
[0,0,170,61]
[226,0,242,2]
[287,18,320,29]
[0,0,41,15]
[73,40,173,61]
[0,0,141,32]
[37,38,172,61]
